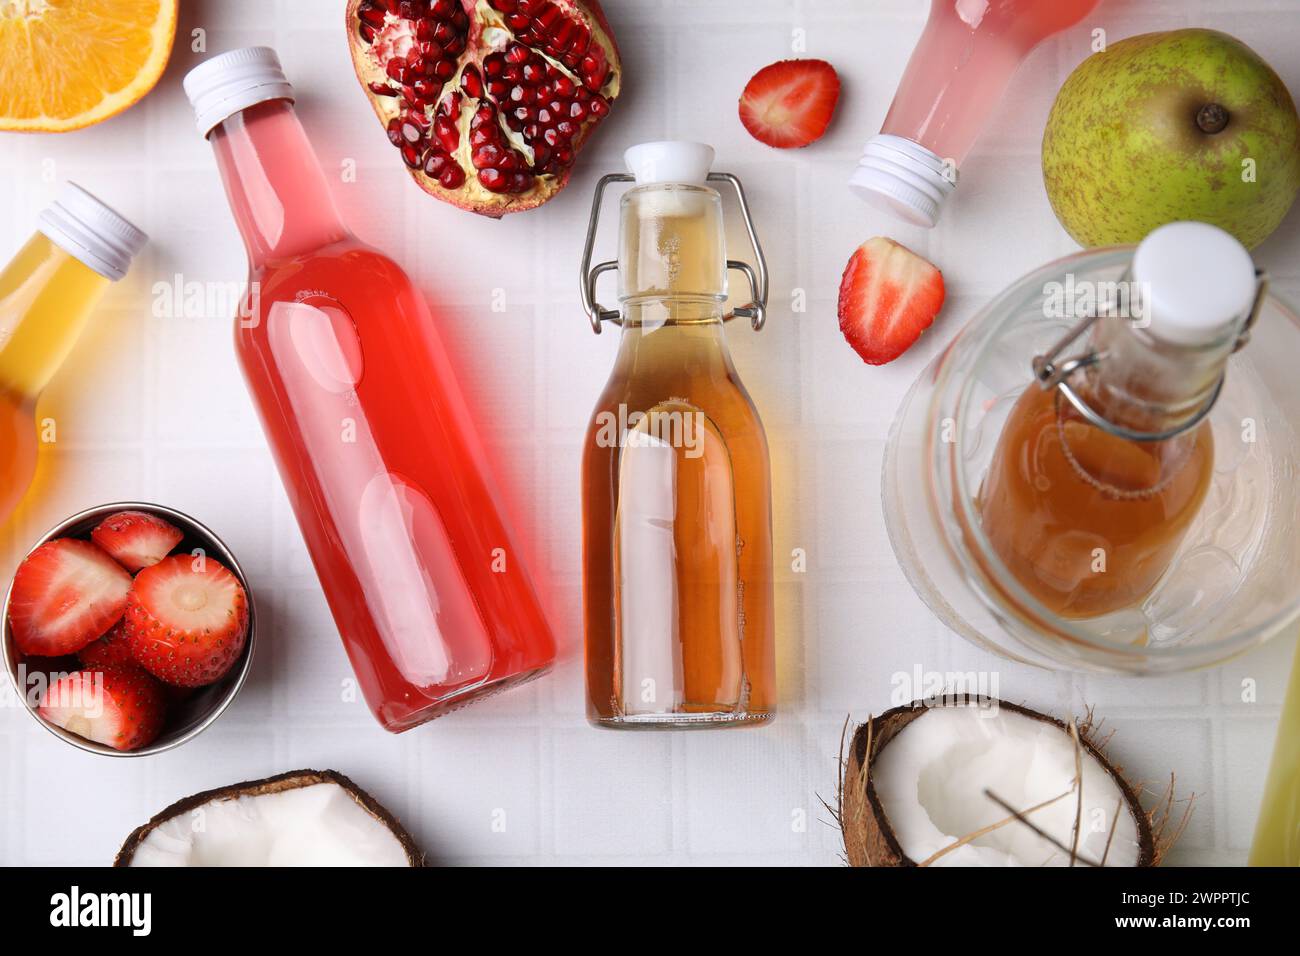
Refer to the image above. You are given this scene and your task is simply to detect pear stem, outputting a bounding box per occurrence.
[1196,103,1229,134]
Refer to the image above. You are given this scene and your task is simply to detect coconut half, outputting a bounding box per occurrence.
[115,770,424,867]
[839,699,1178,867]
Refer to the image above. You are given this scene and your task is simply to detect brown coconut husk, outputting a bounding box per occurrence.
[114,769,425,867]
[834,698,1192,867]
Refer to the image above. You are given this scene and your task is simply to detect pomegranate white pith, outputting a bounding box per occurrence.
[347,0,622,217]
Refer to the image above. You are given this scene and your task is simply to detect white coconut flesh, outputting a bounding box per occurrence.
[872,705,1142,867]
[125,781,413,867]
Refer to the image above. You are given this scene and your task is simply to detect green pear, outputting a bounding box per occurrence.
[1042,29,1300,249]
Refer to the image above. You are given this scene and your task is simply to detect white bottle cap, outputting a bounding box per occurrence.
[848,133,956,228]
[183,46,295,138]
[1132,222,1257,347]
[37,183,147,281]
[625,141,714,186]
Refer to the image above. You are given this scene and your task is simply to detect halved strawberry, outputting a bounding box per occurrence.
[38,664,167,752]
[78,621,135,670]
[124,554,249,688]
[7,539,132,656]
[738,59,840,149]
[837,237,946,365]
[91,510,184,572]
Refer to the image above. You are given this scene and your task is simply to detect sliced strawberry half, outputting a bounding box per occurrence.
[78,621,136,670]
[38,664,167,752]
[7,539,132,656]
[91,510,184,572]
[124,554,249,688]
[837,237,946,365]
[739,58,840,149]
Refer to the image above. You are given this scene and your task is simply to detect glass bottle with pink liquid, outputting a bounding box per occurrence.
[184,48,555,732]
[851,0,1103,226]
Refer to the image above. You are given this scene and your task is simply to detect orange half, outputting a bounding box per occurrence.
[0,0,177,132]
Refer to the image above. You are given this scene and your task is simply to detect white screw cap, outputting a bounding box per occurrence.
[37,183,146,281]
[1132,222,1257,346]
[184,47,295,138]
[849,134,956,228]
[625,141,714,186]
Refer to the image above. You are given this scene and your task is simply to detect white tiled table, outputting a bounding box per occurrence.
[3,0,1298,866]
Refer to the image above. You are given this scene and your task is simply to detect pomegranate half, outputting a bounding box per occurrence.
[346,0,622,217]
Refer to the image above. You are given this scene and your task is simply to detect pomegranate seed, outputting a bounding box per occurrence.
[569,26,591,60]
[430,0,455,16]
[555,119,576,139]
[435,116,459,152]
[445,35,466,56]
[433,59,455,80]
[506,13,530,32]
[532,143,551,167]
[413,78,438,100]
[369,82,399,97]
[359,23,377,43]
[589,96,609,117]
[483,55,504,78]
[416,18,436,41]
[543,128,558,147]
[522,62,544,84]
[551,19,577,51]
[460,64,483,98]
[479,167,507,191]
[491,0,518,11]
[439,165,466,189]
[472,104,494,127]
[554,145,573,166]
[472,144,502,168]
[424,152,449,177]
[514,105,535,123]
[582,65,608,92]
[552,74,575,97]
[535,4,561,34]
[508,172,533,193]
[470,127,491,147]
[358,4,387,28]
[386,60,408,83]
[506,42,529,64]
[525,122,540,139]
[486,78,509,98]
[400,120,423,144]
[386,117,404,146]
[536,108,551,125]
[452,8,468,30]
[400,143,423,168]
[569,100,586,121]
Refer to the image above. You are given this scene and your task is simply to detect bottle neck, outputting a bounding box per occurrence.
[1078,314,1235,436]
[208,99,350,267]
[0,232,111,399]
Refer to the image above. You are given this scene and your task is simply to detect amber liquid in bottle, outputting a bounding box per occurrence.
[582,183,775,727]
[979,383,1213,619]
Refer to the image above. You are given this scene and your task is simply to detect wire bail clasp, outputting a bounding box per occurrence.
[579,171,770,334]
[1032,268,1269,442]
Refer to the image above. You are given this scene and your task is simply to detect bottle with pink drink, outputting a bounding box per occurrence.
[183,48,556,732]
[850,0,1103,226]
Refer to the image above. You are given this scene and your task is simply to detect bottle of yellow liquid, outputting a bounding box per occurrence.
[580,142,775,729]
[1250,634,1300,866]
[0,184,146,526]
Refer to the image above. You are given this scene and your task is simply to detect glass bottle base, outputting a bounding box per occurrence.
[588,710,774,731]
[380,662,553,733]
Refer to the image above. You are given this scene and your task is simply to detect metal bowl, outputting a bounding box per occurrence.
[2,502,256,757]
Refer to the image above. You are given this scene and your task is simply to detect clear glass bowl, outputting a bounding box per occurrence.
[883,246,1300,673]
